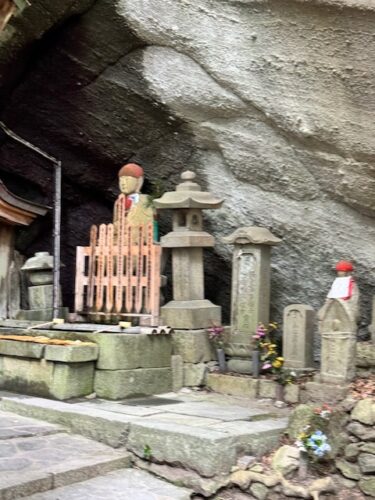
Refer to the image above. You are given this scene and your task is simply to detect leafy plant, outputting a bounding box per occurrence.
[146,179,166,208]
[143,444,152,460]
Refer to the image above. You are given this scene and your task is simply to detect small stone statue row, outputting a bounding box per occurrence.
[283,260,371,386]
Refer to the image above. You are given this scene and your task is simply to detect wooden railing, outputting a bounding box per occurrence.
[75,198,161,325]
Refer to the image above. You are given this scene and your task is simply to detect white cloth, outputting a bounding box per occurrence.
[327,277,353,299]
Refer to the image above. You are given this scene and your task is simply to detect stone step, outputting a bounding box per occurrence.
[0,409,62,440]
[0,427,132,499]
[0,393,288,479]
[25,468,193,500]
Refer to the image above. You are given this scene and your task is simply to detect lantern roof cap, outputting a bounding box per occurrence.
[153,171,224,210]
[21,252,54,272]
[223,226,282,246]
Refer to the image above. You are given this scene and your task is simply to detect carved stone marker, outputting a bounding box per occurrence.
[318,260,359,385]
[223,226,281,373]
[283,304,315,371]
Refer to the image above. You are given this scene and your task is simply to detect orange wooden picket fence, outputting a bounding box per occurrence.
[75,196,161,325]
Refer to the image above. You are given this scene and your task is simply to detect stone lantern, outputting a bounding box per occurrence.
[153,171,224,329]
[21,251,66,320]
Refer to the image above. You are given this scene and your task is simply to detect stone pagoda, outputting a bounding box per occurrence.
[153,171,223,329]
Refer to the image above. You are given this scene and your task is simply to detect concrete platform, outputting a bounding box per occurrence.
[0,410,131,500]
[0,390,289,479]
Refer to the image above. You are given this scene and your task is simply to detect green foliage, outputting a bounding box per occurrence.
[143,444,152,461]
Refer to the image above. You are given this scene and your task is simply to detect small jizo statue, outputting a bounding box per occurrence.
[318,260,360,332]
[113,163,155,240]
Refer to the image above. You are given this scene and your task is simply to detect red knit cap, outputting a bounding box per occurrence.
[118,163,144,178]
[335,261,354,272]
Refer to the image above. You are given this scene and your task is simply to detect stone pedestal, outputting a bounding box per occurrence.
[283,304,315,371]
[154,171,223,330]
[223,227,281,373]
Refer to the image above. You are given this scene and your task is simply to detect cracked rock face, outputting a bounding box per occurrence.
[0,0,374,332]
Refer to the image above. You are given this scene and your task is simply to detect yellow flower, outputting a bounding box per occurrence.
[272,360,283,369]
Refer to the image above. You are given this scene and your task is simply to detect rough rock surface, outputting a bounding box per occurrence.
[0,0,374,327]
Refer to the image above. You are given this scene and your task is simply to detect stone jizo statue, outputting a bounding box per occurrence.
[318,260,360,331]
[318,260,359,384]
[113,163,154,230]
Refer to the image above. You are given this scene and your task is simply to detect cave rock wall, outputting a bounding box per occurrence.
[0,0,374,330]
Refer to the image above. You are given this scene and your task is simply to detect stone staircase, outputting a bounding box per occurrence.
[0,410,132,499]
[0,390,289,497]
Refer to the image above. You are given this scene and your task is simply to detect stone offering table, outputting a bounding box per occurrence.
[0,337,98,400]
[0,320,173,400]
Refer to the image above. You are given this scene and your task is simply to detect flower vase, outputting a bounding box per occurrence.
[298,451,309,480]
[275,383,285,402]
[252,350,260,378]
[216,348,227,373]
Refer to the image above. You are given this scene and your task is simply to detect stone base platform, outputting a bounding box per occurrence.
[0,390,289,485]
[0,321,173,400]
[0,339,98,400]
[302,380,350,404]
[206,373,301,403]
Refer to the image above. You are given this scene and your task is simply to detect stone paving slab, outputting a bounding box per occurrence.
[0,391,289,481]
[160,402,271,421]
[0,396,138,447]
[0,410,62,440]
[209,418,289,456]
[76,399,165,417]
[142,412,221,427]
[26,469,193,499]
[0,432,131,500]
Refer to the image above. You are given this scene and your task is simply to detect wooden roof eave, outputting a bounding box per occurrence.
[0,179,49,226]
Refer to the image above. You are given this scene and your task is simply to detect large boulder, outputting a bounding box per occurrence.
[0,0,374,324]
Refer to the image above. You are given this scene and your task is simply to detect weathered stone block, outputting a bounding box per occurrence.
[51,362,95,400]
[272,445,299,476]
[183,363,207,386]
[94,367,172,400]
[356,343,375,368]
[206,373,258,398]
[161,300,221,330]
[94,333,172,370]
[0,339,44,359]
[351,398,375,426]
[171,354,183,392]
[0,356,95,400]
[172,329,214,363]
[302,381,349,404]
[287,404,314,440]
[44,344,98,363]
[227,358,252,374]
[285,384,300,404]
[16,307,69,321]
[127,420,237,477]
[258,379,277,399]
[336,459,361,480]
[358,453,375,474]
[359,478,375,497]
